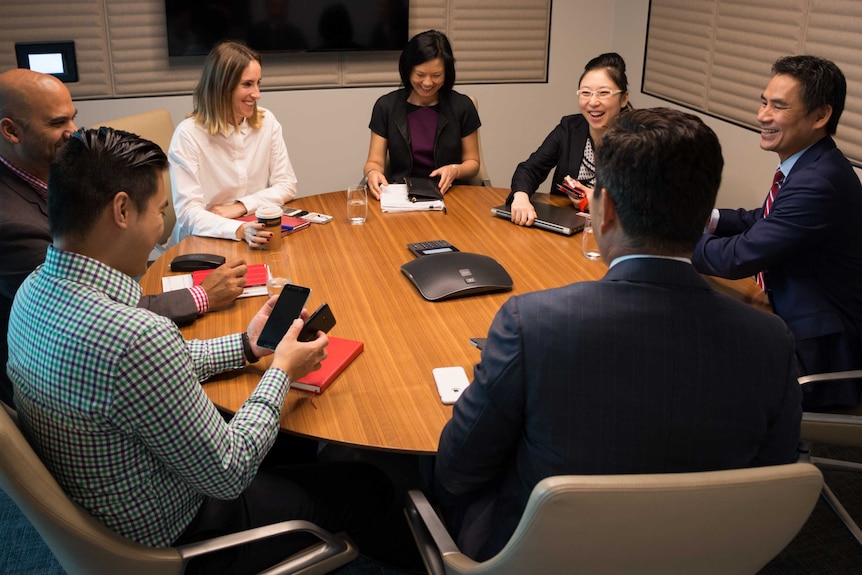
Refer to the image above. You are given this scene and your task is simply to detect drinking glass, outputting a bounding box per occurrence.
[347,185,367,224]
[582,219,601,260]
[266,251,291,296]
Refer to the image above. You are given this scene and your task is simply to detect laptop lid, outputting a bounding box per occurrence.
[491,202,587,236]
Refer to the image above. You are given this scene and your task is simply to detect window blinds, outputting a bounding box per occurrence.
[0,0,551,99]
[644,0,862,165]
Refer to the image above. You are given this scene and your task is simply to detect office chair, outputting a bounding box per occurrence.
[405,463,822,575]
[797,370,862,545]
[92,109,176,257]
[0,403,358,575]
[466,95,492,187]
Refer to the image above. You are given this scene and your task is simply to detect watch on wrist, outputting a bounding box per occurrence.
[241,332,259,364]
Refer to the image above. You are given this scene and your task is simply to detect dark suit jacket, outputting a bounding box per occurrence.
[0,162,198,406]
[434,258,802,561]
[692,137,862,410]
[507,114,590,203]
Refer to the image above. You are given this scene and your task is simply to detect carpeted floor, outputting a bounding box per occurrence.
[2,444,861,574]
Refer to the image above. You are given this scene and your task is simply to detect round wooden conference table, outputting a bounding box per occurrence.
[140,186,769,454]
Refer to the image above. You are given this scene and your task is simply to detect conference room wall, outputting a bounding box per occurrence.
[64,0,862,206]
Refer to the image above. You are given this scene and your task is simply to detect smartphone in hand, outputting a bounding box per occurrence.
[257,284,311,350]
[299,303,336,342]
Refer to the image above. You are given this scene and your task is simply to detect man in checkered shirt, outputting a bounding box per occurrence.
[7,127,402,574]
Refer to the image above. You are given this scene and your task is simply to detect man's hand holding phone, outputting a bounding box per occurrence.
[271,320,328,381]
[246,293,329,381]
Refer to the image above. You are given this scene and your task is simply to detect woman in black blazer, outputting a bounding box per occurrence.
[508,53,631,226]
[363,30,481,199]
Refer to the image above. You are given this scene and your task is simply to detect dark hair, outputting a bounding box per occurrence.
[579,52,628,93]
[772,55,846,135]
[594,108,723,253]
[398,30,456,95]
[48,127,168,240]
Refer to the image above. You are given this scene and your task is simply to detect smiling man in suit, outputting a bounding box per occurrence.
[692,55,862,411]
[434,107,803,561]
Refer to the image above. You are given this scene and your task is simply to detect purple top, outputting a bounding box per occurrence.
[407,103,440,177]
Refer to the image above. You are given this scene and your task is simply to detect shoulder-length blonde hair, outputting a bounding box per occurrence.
[191,41,263,136]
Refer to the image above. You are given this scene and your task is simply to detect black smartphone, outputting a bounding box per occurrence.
[257,284,312,350]
[469,337,487,350]
[299,303,336,342]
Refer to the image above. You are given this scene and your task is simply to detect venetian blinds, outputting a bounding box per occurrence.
[643,0,862,165]
[0,0,551,100]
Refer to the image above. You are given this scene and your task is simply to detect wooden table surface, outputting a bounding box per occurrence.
[140,186,770,454]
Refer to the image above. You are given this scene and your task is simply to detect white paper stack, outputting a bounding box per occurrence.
[380,183,445,212]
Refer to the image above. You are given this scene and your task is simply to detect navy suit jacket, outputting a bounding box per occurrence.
[692,137,862,410]
[0,162,198,407]
[435,258,802,560]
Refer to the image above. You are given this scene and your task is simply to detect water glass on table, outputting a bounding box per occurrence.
[266,251,291,296]
[582,219,601,261]
[347,185,367,224]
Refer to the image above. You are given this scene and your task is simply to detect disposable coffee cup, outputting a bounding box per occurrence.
[255,204,283,251]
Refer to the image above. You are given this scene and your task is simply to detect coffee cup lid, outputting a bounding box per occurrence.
[255,204,282,219]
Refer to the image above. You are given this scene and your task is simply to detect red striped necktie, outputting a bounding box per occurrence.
[756,168,785,291]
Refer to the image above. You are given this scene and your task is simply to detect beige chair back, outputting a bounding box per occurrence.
[415,463,822,575]
[466,95,491,187]
[0,403,183,575]
[0,402,358,574]
[799,370,862,446]
[92,110,176,246]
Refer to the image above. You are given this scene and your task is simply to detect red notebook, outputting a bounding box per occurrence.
[293,337,364,394]
[236,214,310,235]
[192,263,268,286]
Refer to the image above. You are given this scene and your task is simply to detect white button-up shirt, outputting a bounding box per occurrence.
[169,107,297,244]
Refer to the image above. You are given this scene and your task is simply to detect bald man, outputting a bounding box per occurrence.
[0,69,247,407]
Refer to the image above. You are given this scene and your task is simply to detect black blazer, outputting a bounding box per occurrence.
[368,88,481,182]
[507,114,590,203]
[435,258,802,561]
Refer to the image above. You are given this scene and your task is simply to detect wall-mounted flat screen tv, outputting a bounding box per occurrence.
[166,0,409,57]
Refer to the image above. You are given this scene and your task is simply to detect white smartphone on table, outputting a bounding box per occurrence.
[301,212,333,224]
[432,366,470,404]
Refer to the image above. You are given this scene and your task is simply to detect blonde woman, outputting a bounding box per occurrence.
[169,41,297,246]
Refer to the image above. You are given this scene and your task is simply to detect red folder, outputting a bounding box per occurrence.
[293,337,364,394]
[192,263,268,287]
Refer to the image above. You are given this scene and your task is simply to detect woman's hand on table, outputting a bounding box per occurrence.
[365,169,388,200]
[430,163,460,195]
[510,192,536,226]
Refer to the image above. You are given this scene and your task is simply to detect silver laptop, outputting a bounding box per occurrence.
[491,202,587,236]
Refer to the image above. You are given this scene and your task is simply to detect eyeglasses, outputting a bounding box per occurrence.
[577,89,623,100]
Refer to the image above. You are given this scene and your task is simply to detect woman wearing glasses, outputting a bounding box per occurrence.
[507,52,630,226]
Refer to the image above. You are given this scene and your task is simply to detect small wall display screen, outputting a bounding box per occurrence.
[165,0,409,57]
[15,41,78,83]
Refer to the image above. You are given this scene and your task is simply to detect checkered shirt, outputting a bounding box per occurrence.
[7,246,288,547]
